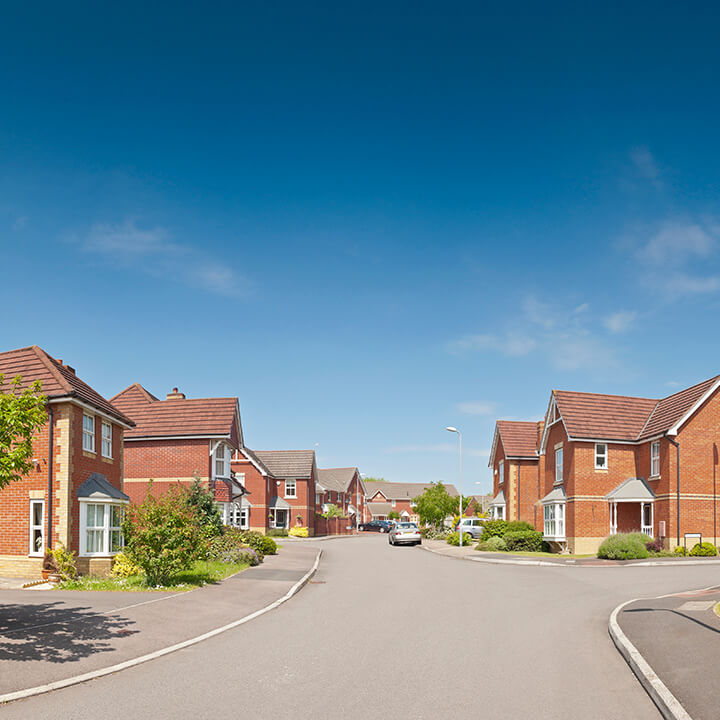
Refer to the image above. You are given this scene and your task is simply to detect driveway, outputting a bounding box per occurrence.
[3,534,719,719]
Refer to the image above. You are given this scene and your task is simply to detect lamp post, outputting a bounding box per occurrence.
[446,426,463,546]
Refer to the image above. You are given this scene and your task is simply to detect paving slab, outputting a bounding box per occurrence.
[0,543,319,698]
[617,586,720,720]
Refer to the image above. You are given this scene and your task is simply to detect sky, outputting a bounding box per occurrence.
[2,1,720,492]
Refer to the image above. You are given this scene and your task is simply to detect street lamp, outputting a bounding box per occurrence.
[446,426,463,546]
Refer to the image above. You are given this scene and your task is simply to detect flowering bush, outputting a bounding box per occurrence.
[111,552,143,577]
[49,544,77,580]
[236,530,278,557]
[208,529,261,566]
[289,526,309,537]
[690,541,718,557]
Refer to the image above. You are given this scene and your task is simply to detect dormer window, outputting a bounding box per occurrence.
[594,443,607,469]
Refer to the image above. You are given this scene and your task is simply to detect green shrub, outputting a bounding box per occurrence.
[504,529,543,552]
[185,478,223,538]
[321,504,344,519]
[448,531,474,546]
[674,545,687,556]
[690,541,718,557]
[476,536,508,552]
[236,530,278,557]
[597,533,650,560]
[420,527,450,540]
[207,529,262,566]
[480,520,508,541]
[266,528,288,537]
[48,544,77,580]
[505,520,535,533]
[111,551,142,577]
[123,486,209,585]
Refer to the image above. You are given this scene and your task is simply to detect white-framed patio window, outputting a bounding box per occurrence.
[499,460,505,484]
[214,444,230,478]
[650,441,660,477]
[491,504,505,520]
[82,414,95,452]
[80,502,125,556]
[594,443,607,469]
[543,502,565,539]
[285,478,297,498]
[555,447,564,484]
[101,421,112,458]
[29,499,45,556]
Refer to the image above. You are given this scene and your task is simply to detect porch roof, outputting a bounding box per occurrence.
[489,490,506,507]
[605,477,656,502]
[541,486,566,504]
[269,496,292,510]
[76,473,130,502]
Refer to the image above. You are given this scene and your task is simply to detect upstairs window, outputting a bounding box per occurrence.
[594,443,607,469]
[101,421,113,458]
[285,478,297,498]
[215,444,229,478]
[499,460,505,484]
[82,414,95,452]
[555,447,564,484]
[651,441,660,477]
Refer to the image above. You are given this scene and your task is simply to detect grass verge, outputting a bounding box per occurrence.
[56,560,249,592]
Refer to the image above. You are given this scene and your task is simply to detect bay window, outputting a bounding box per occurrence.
[543,502,565,539]
[594,443,607,469]
[82,414,95,452]
[81,502,125,556]
[650,441,660,477]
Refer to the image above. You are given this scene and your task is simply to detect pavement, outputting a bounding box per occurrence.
[3,534,720,719]
[616,586,720,720]
[0,543,319,700]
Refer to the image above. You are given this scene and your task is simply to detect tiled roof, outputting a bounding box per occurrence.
[0,346,133,426]
[497,420,539,457]
[553,373,720,442]
[111,383,238,439]
[605,477,655,501]
[365,481,458,500]
[317,467,357,492]
[367,502,393,515]
[252,450,315,479]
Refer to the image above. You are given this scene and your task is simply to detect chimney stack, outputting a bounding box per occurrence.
[166,387,186,400]
[55,359,76,375]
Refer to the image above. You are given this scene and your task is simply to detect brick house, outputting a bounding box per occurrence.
[538,374,720,553]
[0,346,134,577]
[316,467,366,529]
[488,420,543,526]
[231,449,317,534]
[110,384,246,523]
[365,482,458,524]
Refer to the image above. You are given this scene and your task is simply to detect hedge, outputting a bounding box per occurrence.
[503,529,543,552]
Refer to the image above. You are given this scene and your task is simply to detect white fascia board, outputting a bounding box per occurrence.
[567,433,667,446]
[232,449,269,477]
[505,455,539,460]
[48,397,134,430]
[488,424,500,468]
[124,434,231,441]
[668,377,720,436]
[538,394,558,455]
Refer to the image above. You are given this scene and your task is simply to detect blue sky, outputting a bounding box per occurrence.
[2,2,720,491]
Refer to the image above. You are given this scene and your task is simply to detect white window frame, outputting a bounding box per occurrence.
[543,502,565,539]
[492,504,505,520]
[650,441,660,477]
[29,499,45,556]
[555,447,564,485]
[594,443,607,470]
[499,460,505,484]
[82,414,95,453]
[214,444,230,479]
[101,421,113,459]
[79,501,125,557]
[285,478,297,498]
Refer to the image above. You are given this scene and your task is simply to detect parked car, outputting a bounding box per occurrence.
[389,522,421,546]
[454,517,486,540]
[359,520,393,533]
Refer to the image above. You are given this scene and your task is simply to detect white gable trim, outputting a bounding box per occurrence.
[667,377,720,436]
[488,424,502,468]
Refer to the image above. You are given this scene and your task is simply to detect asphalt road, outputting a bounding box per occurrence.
[4,535,720,720]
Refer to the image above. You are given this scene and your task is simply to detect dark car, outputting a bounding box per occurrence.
[359,520,393,533]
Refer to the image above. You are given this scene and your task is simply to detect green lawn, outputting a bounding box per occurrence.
[56,559,249,592]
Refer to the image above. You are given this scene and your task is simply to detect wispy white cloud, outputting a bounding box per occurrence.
[637,221,715,265]
[456,401,495,416]
[630,146,663,189]
[81,220,249,298]
[446,333,536,357]
[603,310,637,334]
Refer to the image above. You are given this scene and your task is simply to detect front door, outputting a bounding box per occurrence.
[274,509,287,528]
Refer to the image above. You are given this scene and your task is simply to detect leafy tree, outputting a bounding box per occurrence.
[321,503,344,518]
[123,485,209,585]
[0,375,47,490]
[185,476,223,537]
[412,483,461,529]
[388,510,400,520]
[362,477,385,483]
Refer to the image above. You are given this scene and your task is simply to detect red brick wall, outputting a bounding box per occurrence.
[517,459,540,528]
[231,455,268,531]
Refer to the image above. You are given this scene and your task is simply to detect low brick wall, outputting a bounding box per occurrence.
[315,515,354,536]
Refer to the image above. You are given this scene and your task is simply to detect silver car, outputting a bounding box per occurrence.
[389,522,422,546]
[455,517,486,540]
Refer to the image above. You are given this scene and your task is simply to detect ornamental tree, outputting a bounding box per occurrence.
[412,482,462,529]
[0,375,47,490]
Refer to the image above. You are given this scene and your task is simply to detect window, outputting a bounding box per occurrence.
[215,444,229,478]
[82,414,95,452]
[82,503,124,556]
[493,505,505,520]
[101,421,112,458]
[285,478,297,498]
[555,448,564,484]
[315,493,321,506]
[651,441,660,477]
[499,460,505,484]
[543,503,565,538]
[226,502,248,529]
[29,500,44,556]
[391,499,396,508]
[594,443,607,469]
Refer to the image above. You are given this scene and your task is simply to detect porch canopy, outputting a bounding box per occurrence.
[489,490,506,520]
[269,496,291,510]
[489,490,506,508]
[605,477,655,536]
[76,472,129,502]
